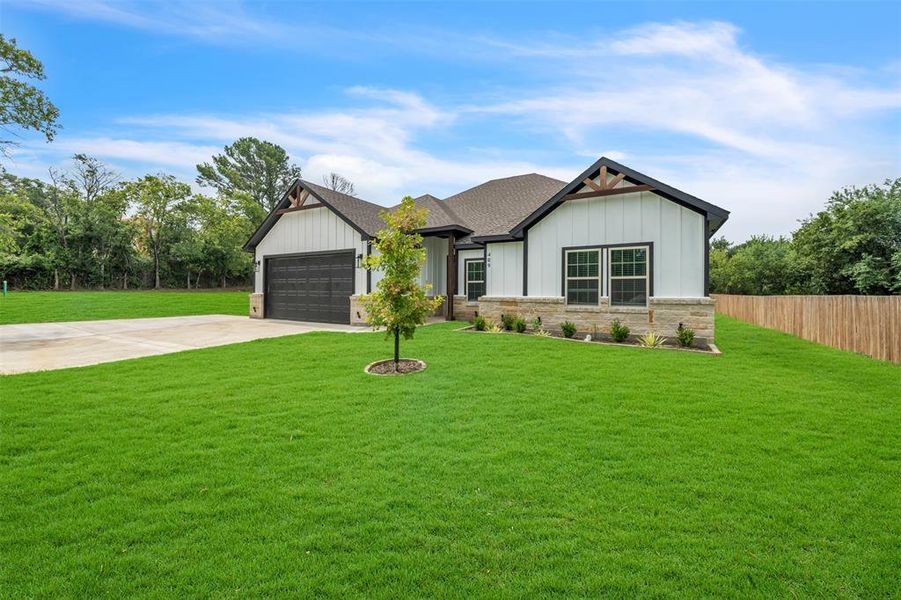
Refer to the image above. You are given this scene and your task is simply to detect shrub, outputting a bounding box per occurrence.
[512,316,527,333]
[473,315,487,331]
[535,328,552,337]
[610,319,630,342]
[530,317,542,331]
[486,322,503,333]
[676,323,695,348]
[500,313,516,331]
[637,331,667,348]
[560,320,577,338]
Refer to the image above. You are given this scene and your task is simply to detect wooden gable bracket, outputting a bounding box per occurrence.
[289,188,309,208]
[582,166,629,193]
[276,188,315,215]
[563,183,654,202]
[565,167,653,201]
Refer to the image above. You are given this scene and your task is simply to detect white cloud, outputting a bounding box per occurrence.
[21,89,569,203]
[10,0,292,42]
[6,16,898,241]
[51,137,220,168]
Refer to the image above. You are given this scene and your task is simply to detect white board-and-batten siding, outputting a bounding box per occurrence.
[486,242,524,297]
[419,237,447,296]
[525,190,705,298]
[253,206,367,293]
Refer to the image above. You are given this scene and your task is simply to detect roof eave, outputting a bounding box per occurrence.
[417,224,474,237]
[470,233,519,244]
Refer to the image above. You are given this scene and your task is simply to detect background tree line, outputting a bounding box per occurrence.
[710,178,901,295]
[0,142,356,290]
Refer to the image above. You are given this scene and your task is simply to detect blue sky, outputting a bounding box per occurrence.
[4,1,900,240]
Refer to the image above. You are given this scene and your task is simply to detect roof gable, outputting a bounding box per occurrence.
[510,157,729,237]
[243,179,386,251]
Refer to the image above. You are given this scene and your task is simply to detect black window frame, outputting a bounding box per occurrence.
[609,245,650,307]
[464,258,485,302]
[564,248,601,306]
[560,242,654,307]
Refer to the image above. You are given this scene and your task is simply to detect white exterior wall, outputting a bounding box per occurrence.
[486,241,523,296]
[456,249,484,296]
[419,237,447,296]
[253,205,367,294]
[526,190,705,298]
[368,245,383,291]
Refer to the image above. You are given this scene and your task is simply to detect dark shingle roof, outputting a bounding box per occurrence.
[245,158,728,250]
[411,194,467,230]
[301,180,386,236]
[444,174,567,237]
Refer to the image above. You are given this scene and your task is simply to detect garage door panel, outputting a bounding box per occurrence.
[264,251,354,323]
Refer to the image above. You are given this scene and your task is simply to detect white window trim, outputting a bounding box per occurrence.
[465,259,485,301]
[608,245,650,308]
[565,248,602,306]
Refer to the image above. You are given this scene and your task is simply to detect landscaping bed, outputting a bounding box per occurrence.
[462,314,720,354]
[459,324,720,354]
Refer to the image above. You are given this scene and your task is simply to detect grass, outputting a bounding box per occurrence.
[2,316,899,597]
[0,290,249,324]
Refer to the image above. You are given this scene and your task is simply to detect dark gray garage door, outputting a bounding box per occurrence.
[264,251,355,323]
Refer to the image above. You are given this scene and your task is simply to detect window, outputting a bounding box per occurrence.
[565,250,600,305]
[609,246,648,306]
[465,259,485,301]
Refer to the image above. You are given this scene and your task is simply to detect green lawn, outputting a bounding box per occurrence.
[2,316,898,597]
[0,290,249,324]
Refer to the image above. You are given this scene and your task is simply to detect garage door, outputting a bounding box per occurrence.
[264,251,355,323]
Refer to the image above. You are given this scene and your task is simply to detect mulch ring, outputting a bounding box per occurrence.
[365,358,427,376]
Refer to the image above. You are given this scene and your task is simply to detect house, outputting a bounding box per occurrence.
[244,157,729,341]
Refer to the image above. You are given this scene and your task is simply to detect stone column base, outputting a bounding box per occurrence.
[249,293,264,319]
[350,295,368,325]
[452,296,479,321]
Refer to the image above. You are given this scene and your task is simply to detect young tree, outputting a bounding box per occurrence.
[322,172,355,196]
[361,197,444,371]
[125,174,191,289]
[0,34,61,156]
[196,137,301,212]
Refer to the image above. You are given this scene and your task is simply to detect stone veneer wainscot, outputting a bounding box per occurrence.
[477,296,714,342]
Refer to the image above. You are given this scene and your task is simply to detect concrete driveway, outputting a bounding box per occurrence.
[0,315,364,375]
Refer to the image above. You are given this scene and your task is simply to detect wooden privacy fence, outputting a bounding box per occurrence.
[713,294,901,364]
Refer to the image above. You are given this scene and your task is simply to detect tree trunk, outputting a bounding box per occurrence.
[221,274,226,288]
[394,329,400,370]
[123,271,128,290]
[70,273,76,290]
[53,269,59,290]
[154,248,161,289]
[187,272,191,289]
